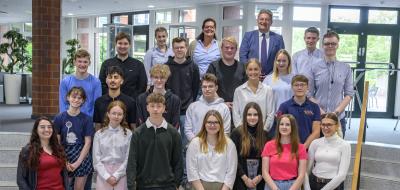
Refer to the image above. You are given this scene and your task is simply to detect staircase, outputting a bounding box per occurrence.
[1,133,399,189]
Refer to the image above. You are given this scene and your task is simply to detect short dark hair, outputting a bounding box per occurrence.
[115,32,131,44]
[291,74,309,85]
[304,27,319,36]
[106,66,124,79]
[67,86,87,103]
[172,37,187,47]
[154,27,168,36]
[146,92,166,105]
[323,30,340,41]
[201,73,218,86]
[196,18,217,41]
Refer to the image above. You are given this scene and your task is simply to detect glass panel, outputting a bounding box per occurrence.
[222,25,242,58]
[77,18,89,29]
[77,33,89,50]
[113,15,129,24]
[96,16,108,27]
[156,11,172,24]
[330,8,360,23]
[223,5,243,20]
[336,34,358,67]
[366,35,391,63]
[255,5,283,20]
[179,9,196,22]
[365,64,389,112]
[95,33,108,74]
[11,23,23,32]
[368,10,397,24]
[133,13,149,26]
[293,7,321,21]
[132,35,146,62]
[24,23,32,32]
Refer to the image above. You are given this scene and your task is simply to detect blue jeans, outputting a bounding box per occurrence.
[264,179,297,190]
[340,118,347,138]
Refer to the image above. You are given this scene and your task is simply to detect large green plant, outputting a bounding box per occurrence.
[0,30,31,74]
[62,39,80,74]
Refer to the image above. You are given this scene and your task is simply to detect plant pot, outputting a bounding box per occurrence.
[4,73,22,104]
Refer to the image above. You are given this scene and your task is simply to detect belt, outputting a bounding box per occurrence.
[312,173,332,184]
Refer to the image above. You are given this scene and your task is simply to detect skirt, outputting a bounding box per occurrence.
[96,163,127,190]
[65,144,93,177]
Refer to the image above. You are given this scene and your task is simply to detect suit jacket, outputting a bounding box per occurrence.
[239,30,285,75]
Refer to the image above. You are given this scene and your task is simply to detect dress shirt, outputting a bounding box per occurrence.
[186,137,238,189]
[263,73,294,112]
[144,46,174,85]
[145,118,168,130]
[306,134,351,190]
[232,81,275,131]
[193,39,221,78]
[292,48,324,74]
[93,126,132,181]
[305,59,354,119]
[258,31,270,64]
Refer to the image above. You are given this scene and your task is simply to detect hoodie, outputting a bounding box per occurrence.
[185,96,231,141]
[165,57,200,115]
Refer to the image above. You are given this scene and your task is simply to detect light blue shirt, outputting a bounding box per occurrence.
[292,48,324,75]
[263,73,294,112]
[305,59,354,119]
[193,39,220,78]
[144,46,174,85]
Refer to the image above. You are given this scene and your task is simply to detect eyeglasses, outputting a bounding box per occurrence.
[321,123,336,128]
[293,83,307,88]
[206,121,220,126]
[323,42,338,47]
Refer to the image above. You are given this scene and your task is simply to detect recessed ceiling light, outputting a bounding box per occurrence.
[148,5,155,8]
[67,13,74,16]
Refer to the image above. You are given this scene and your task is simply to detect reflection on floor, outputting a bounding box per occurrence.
[0,104,399,145]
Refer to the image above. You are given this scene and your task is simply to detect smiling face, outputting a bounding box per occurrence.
[156,31,168,48]
[152,74,167,90]
[246,107,259,126]
[74,57,90,74]
[275,53,289,74]
[67,91,84,108]
[172,41,187,59]
[323,36,339,58]
[203,20,216,39]
[221,41,237,61]
[37,119,53,141]
[116,38,130,57]
[205,115,221,136]
[257,13,272,33]
[107,105,124,127]
[246,61,261,80]
[106,73,124,90]
[304,32,319,50]
[321,118,338,137]
[279,117,292,137]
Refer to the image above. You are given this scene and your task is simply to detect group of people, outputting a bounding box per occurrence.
[16,8,353,190]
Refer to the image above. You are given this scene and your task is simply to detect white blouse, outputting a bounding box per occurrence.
[93,126,132,181]
[186,137,238,189]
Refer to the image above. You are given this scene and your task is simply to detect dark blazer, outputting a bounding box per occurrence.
[239,30,285,75]
[17,145,69,190]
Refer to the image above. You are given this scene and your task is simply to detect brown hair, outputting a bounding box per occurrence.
[150,64,171,79]
[323,30,340,41]
[291,74,309,86]
[239,102,267,157]
[146,92,166,105]
[74,49,91,62]
[274,114,300,159]
[154,27,168,36]
[196,18,217,41]
[197,110,227,153]
[201,73,218,86]
[272,49,292,83]
[321,112,343,138]
[172,37,188,47]
[101,100,130,135]
[245,58,261,70]
[24,117,67,170]
[305,27,320,36]
[67,86,87,104]
[115,32,131,44]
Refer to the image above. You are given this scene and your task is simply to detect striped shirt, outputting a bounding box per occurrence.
[305,59,354,119]
[143,46,174,85]
[292,48,324,75]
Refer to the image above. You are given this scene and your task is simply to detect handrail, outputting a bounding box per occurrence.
[351,81,369,190]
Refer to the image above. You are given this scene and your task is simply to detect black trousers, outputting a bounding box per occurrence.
[309,173,344,190]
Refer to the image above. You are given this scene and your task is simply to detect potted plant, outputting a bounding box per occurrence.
[62,39,80,76]
[0,30,30,104]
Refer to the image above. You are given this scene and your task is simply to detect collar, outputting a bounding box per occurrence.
[290,96,310,106]
[107,125,122,132]
[106,93,122,101]
[145,118,168,129]
[198,38,217,46]
[259,31,270,38]
[242,81,264,91]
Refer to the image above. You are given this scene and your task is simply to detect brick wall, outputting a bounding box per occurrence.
[31,0,61,118]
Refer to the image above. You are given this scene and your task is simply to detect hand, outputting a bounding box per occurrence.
[66,162,73,172]
[69,161,82,172]
[244,177,256,188]
[106,176,118,186]
[225,102,233,110]
[252,175,262,185]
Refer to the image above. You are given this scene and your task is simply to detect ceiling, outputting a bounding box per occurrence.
[1,0,400,24]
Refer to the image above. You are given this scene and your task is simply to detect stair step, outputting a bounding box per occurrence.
[0,132,29,148]
[0,148,21,165]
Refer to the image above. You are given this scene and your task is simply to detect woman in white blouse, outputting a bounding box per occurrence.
[186,110,238,190]
[93,100,132,190]
[233,58,275,131]
[306,113,350,190]
[263,49,294,112]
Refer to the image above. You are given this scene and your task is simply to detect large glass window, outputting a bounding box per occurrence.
[77,33,89,50]
[255,5,283,20]
[293,7,321,21]
[96,16,108,28]
[368,10,397,24]
[77,18,89,28]
[132,35,146,61]
[156,11,172,24]
[330,8,360,23]
[223,5,243,20]
[292,27,320,53]
[179,9,196,22]
[133,13,149,26]
[24,23,32,32]
[95,32,108,70]
[113,15,129,24]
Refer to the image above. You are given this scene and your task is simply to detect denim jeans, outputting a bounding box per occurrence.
[264,179,297,190]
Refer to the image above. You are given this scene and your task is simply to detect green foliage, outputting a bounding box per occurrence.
[0,30,31,74]
[62,39,80,74]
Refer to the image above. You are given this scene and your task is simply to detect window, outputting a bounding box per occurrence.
[77,18,89,29]
[24,23,32,32]
[156,11,172,24]
[77,33,89,50]
[223,5,243,20]
[96,16,108,27]
[222,26,242,58]
[11,23,23,32]
[293,7,321,21]
[132,35,147,61]
[179,9,196,22]
[113,15,129,24]
[368,10,397,24]
[133,13,149,26]
[255,5,283,20]
[95,33,108,72]
[330,8,360,23]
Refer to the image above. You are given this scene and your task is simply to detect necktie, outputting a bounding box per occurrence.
[261,33,267,74]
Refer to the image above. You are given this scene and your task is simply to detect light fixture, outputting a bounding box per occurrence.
[67,13,74,16]
[148,5,155,8]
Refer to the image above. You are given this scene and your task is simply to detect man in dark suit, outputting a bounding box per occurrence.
[239,9,285,79]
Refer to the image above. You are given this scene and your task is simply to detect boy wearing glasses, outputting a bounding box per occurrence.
[127,93,183,190]
[276,74,321,149]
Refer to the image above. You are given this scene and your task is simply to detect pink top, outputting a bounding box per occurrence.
[261,140,307,180]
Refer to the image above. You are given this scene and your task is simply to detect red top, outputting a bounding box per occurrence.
[261,140,307,180]
[37,151,64,190]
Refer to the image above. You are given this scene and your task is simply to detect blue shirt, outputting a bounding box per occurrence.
[59,74,102,117]
[193,39,220,78]
[277,97,321,144]
[54,111,94,146]
[143,46,174,85]
[263,73,294,113]
[292,48,324,75]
